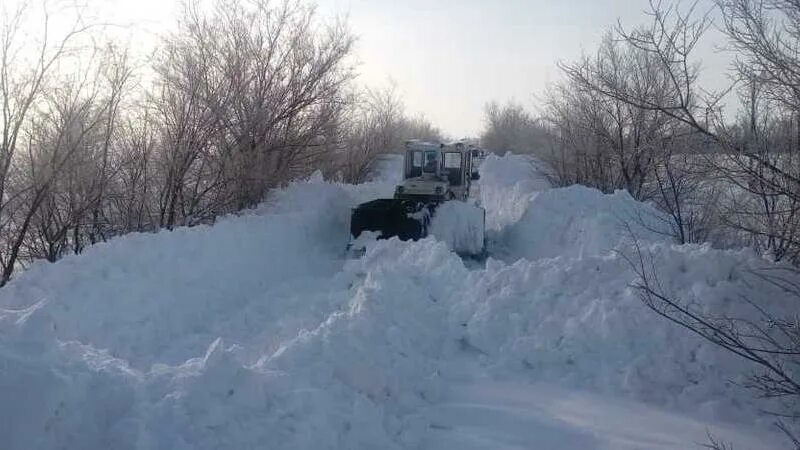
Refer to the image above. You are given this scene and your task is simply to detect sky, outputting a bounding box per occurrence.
[313,0,732,137]
[6,0,732,137]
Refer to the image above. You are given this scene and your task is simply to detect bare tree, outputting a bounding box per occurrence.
[21,43,134,261]
[331,83,443,184]
[481,101,554,159]
[151,30,223,229]
[402,114,444,144]
[106,107,159,234]
[0,0,361,284]
[338,84,405,183]
[552,31,682,201]
[630,131,723,244]
[0,0,96,285]
[148,0,355,226]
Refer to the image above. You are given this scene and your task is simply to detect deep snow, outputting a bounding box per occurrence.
[0,152,793,449]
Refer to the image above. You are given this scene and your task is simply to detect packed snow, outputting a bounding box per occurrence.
[0,152,793,449]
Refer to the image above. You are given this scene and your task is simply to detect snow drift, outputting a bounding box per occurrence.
[0,152,791,449]
[478,152,549,231]
[500,185,669,261]
[457,242,792,424]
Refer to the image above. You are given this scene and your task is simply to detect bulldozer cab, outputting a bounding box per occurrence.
[403,141,439,179]
[403,141,473,193]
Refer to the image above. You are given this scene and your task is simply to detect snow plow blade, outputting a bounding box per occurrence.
[350,198,433,242]
[349,199,487,258]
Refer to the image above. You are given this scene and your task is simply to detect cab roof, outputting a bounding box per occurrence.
[405,140,473,153]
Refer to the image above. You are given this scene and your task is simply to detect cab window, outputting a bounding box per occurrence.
[413,151,423,167]
[443,152,463,186]
[444,152,462,169]
[407,151,423,177]
[423,151,438,173]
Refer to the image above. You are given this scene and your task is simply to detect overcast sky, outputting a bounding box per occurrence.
[10,0,732,137]
[314,0,731,137]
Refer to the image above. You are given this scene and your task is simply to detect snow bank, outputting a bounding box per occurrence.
[477,153,669,261]
[0,235,470,450]
[339,154,403,205]
[455,243,791,424]
[0,177,362,450]
[246,238,468,449]
[479,152,546,191]
[478,152,550,231]
[1,178,352,369]
[500,185,670,260]
[2,234,787,448]
[428,201,485,255]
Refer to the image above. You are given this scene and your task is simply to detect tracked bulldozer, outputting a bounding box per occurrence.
[349,140,486,256]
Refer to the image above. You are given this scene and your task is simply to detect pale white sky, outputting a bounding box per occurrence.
[7,0,733,137]
[314,0,732,137]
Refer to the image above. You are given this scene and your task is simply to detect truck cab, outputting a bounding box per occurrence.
[395,141,474,202]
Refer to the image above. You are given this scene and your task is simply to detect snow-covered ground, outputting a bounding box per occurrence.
[0,152,793,449]
[420,381,780,450]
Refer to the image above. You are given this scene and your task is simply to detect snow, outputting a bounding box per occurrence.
[477,152,549,231]
[421,381,785,450]
[0,152,793,449]
[345,154,403,204]
[458,243,791,424]
[498,185,669,260]
[428,201,485,255]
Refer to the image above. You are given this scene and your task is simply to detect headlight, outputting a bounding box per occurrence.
[435,186,443,194]
[396,186,404,194]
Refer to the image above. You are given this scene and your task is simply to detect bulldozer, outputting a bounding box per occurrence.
[349,140,486,256]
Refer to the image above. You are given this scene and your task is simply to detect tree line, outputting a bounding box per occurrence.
[0,0,440,287]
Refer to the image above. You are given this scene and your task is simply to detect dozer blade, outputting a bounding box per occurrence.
[350,198,434,242]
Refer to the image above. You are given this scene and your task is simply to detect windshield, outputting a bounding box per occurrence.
[412,151,423,168]
[423,150,438,173]
[444,152,461,169]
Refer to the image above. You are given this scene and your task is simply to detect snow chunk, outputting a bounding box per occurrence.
[428,201,485,256]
